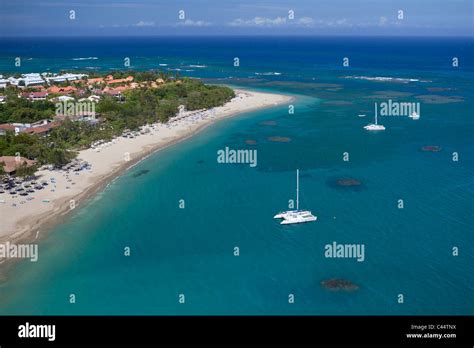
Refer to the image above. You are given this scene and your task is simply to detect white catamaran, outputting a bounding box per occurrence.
[364,103,386,131]
[274,169,317,225]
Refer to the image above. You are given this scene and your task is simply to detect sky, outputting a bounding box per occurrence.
[0,0,473,37]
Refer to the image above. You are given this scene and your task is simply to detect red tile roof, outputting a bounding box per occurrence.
[47,86,77,94]
[107,76,134,84]
[23,121,60,135]
[86,77,105,85]
[0,156,37,174]
[0,124,16,131]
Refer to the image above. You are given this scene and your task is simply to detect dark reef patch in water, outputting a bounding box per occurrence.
[337,178,361,186]
[421,146,442,152]
[321,279,359,292]
[197,160,205,164]
[426,87,454,92]
[415,95,464,104]
[327,177,364,190]
[364,90,413,99]
[133,169,150,178]
[268,136,292,143]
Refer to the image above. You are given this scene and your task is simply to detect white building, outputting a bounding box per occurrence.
[21,73,45,86]
[6,74,45,87]
[44,73,87,84]
[82,95,101,103]
[57,95,75,102]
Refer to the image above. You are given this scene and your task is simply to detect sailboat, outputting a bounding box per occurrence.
[364,103,386,131]
[274,169,317,225]
[408,111,420,120]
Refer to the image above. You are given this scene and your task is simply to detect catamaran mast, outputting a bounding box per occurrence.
[296,169,299,210]
[374,103,378,125]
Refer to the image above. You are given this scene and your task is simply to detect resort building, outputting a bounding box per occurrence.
[44,73,87,84]
[84,77,105,85]
[20,91,49,101]
[0,73,88,88]
[0,156,37,175]
[55,112,99,124]
[56,95,75,102]
[0,120,60,136]
[23,121,60,136]
[106,76,134,85]
[103,88,124,100]
[6,73,45,87]
[78,95,101,103]
[0,123,16,133]
[20,73,45,87]
[0,78,9,89]
[47,85,77,95]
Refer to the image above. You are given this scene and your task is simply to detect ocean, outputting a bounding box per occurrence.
[0,36,473,314]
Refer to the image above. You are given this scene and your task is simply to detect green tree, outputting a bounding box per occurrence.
[0,161,5,177]
[15,161,36,179]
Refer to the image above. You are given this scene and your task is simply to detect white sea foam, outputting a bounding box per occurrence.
[187,64,207,68]
[72,57,99,61]
[343,75,430,83]
[159,63,168,66]
[255,72,282,76]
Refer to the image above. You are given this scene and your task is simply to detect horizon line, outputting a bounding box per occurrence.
[1,34,473,39]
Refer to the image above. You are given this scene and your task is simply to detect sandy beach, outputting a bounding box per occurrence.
[0,89,292,251]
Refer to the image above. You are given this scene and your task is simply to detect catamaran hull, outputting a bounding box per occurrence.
[364,124,385,131]
[274,210,310,219]
[280,216,317,225]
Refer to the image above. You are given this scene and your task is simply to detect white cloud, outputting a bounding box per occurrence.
[315,18,352,28]
[176,19,211,27]
[99,20,155,28]
[297,17,315,27]
[135,21,155,27]
[229,17,287,27]
[228,16,351,29]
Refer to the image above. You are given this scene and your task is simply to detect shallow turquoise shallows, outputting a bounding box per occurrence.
[0,37,472,314]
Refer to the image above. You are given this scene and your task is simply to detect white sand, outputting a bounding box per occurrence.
[0,89,292,243]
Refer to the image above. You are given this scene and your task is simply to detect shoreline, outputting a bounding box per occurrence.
[0,88,294,273]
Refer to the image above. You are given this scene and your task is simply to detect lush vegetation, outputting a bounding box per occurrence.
[0,131,76,168]
[0,75,234,172]
[0,88,55,123]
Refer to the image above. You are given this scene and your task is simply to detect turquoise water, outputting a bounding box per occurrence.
[0,37,473,314]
